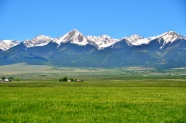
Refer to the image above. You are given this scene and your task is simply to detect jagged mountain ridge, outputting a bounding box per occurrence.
[0,30,186,68]
[1,29,185,51]
[0,40,20,51]
[24,35,53,48]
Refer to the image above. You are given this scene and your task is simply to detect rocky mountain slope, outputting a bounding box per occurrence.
[0,30,186,68]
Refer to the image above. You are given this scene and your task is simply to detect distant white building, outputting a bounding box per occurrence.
[180,74,186,76]
[4,79,10,82]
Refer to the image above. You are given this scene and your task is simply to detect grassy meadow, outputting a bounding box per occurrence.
[1,63,186,81]
[0,64,186,122]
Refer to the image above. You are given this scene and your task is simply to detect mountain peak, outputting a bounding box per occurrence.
[1,30,186,50]
[87,35,118,50]
[162,31,180,36]
[129,34,143,41]
[53,29,84,45]
[69,29,82,35]
[24,35,53,48]
[53,29,88,46]
[158,31,183,43]
[34,35,51,40]
[35,34,46,37]
[68,29,83,37]
[3,39,16,44]
[0,40,20,50]
[101,34,110,38]
[71,29,80,32]
[124,34,151,46]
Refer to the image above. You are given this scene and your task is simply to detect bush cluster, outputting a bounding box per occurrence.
[0,77,20,81]
[59,77,77,82]
[0,77,13,82]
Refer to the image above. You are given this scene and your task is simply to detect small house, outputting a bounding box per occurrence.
[180,74,186,76]
[76,79,83,82]
[4,79,10,82]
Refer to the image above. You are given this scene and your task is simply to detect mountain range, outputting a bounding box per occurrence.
[0,29,186,68]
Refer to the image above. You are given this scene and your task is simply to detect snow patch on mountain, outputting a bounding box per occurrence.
[53,29,89,46]
[0,41,7,50]
[53,29,119,49]
[24,35,53,48]
[87,35,119,49]
[123,31,186,47]
[153,31,186,48]
[0,40,20,51]
[124,34,151,46]
[1,29,186,50]
[157,31,184,43]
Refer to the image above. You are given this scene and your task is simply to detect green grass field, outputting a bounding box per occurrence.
[0,80,186,123]
[0,64,186,122]
[1,63,186,81]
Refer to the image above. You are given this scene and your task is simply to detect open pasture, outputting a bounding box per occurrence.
[0,64,186,122]
[0,80,186,122]
[1,64,186,81]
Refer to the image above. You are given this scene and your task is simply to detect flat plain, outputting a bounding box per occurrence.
[0,64,186,122]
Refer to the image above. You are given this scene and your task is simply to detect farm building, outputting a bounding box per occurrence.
[4,79,10,82]
[0,78,12,82]
[180,74,186,76]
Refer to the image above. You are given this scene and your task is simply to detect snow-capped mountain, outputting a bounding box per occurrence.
[123,31,185,47]
[87,35,119,49]
[53,29,89,46]
[155,31,185,45]
[1,30,186,68]
[0,29,186,51]
[53,29,119,49]
[124,34,151,46]
[24,35,53,48]
[0,40,20,51]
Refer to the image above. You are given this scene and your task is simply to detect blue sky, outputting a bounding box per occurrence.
[0,0,186,41]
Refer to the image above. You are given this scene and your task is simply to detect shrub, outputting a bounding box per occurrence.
[62,77,68,82]
[59,77,68,82]
[8,77,14,81]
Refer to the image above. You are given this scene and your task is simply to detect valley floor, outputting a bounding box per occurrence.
[1,63,186,81]
[0,64,186,122]
[0,80,186,122]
